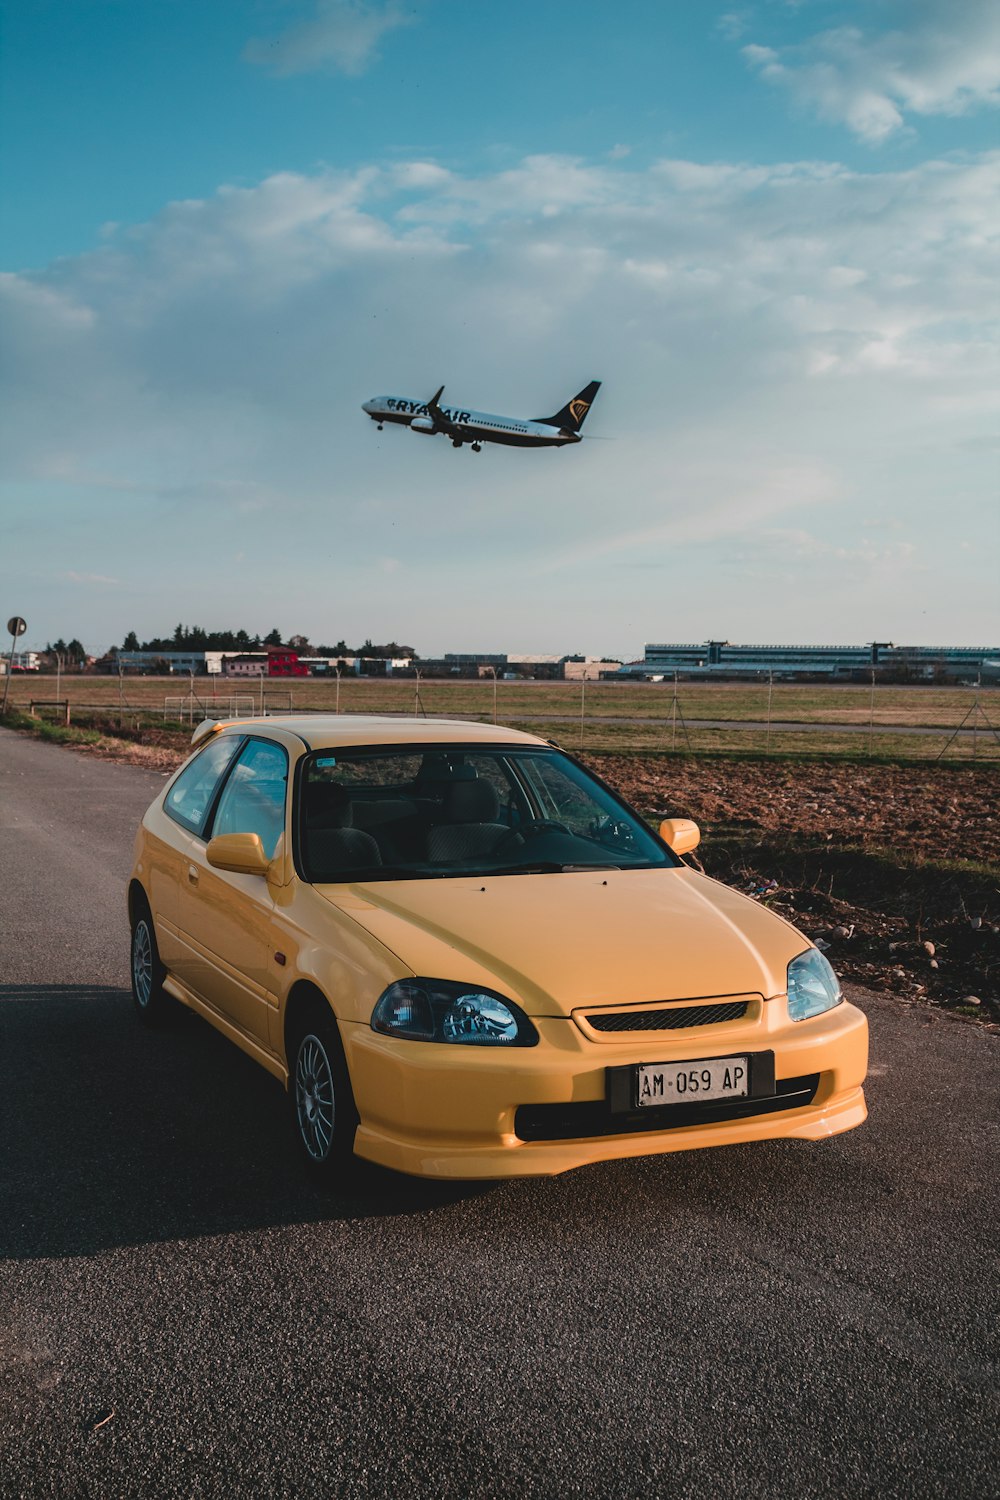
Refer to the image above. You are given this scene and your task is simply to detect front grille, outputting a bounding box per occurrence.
[586,1001,749,1032]
[514,1074,820,1143]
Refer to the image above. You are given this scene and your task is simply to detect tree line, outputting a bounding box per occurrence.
[44,637,87,664]
[120,625,416,659]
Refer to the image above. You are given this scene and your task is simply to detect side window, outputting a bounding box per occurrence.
[211,739,289,860]
[164,736,243,836]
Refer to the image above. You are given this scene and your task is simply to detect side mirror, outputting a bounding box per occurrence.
[206,832,271,876]
[659,818,701,856]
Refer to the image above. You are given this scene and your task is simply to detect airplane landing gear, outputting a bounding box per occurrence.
[452,439,462,448]
[377,423,383,431]
[471,442,482,452]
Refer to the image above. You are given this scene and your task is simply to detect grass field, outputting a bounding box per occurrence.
[6,673,1000,761]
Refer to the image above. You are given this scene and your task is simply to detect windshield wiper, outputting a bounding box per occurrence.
[317,862,625,882]
[486,861,568,875]
[486,861,623,876]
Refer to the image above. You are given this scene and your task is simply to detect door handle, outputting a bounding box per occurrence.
[187,865,200,885]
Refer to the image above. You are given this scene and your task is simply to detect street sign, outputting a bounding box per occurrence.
[2,615,28,714]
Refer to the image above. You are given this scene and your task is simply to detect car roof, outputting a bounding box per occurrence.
[192,714,552,752]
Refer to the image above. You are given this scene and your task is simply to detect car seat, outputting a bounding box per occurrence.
[427,780,508,862]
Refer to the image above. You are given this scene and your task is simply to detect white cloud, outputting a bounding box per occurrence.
[716,11,752,45]
[538,463,841,574]
[741,0,1000,142]
[1,149,997,649]
[64,571,121,586]
[244,0,413,77]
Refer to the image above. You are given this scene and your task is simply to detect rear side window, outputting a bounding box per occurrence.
[164,735,243,836]
[211,738,289,860]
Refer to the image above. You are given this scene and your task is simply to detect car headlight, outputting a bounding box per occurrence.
[787,948,843,1021]
[371,979,539,1047]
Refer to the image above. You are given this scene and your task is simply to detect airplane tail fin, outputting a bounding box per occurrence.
[535,380,601,432]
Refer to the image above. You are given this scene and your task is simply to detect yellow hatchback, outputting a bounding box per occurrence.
[129,715,868,1181]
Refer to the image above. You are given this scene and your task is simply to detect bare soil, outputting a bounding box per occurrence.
[589,756,1000,1027]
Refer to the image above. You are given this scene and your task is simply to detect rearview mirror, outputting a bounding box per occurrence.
[206,832,271,876]
[658,818,701,856]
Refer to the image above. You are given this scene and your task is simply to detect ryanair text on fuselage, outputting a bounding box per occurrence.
[362,380,601,452]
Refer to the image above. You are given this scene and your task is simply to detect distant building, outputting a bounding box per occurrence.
[222,654,267,678]
[118,650,209,675]
[298,656,357,675]
[0,651,41,673]
[421,653,620,680]
[224,647,308,678]
[118,646,308,676]
[617,641,1000,682]
[562,657,623,681]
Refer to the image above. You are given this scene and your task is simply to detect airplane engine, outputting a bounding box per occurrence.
[410,417,436,434]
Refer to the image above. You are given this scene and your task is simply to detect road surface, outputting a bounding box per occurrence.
[1,728,997,1499]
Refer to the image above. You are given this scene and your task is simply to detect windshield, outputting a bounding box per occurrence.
[297,745,676,883]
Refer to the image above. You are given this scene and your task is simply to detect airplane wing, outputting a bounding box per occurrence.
[424,385,461,438]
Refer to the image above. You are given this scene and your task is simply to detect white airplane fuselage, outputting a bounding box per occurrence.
[362,395,579,448]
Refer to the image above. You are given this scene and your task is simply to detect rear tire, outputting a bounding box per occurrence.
[130,900,176,1026]
[289,1003,361,1187]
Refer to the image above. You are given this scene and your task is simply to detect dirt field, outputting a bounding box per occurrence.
[586,755,999,1026]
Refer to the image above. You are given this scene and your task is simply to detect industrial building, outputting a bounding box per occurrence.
[83,641,999,684]
[617,641,999,682]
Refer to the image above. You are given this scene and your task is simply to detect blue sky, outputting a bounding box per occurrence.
[1,0,998,656]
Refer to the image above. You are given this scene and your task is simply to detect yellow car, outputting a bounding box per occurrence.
[129,715,867,1181]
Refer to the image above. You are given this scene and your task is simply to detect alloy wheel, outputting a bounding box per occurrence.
[295,1034,336,1161]
[132,919,153,1007]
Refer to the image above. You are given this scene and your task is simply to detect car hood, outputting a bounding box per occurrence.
[316,867,809,1017]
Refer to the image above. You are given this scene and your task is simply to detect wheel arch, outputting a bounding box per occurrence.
[283,981,361,1151]
[128,878,151,925]
[283,979,340,1072]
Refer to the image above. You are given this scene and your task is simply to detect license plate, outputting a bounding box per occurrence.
[635,1055,749,1107]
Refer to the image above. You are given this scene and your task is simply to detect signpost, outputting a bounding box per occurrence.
[2,616,27,717]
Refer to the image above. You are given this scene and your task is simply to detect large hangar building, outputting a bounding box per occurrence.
[618,641,999,682]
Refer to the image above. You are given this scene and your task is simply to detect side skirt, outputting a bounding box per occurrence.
[163,974,289,1087]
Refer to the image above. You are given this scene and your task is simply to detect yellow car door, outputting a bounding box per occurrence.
[151,731,246,970]
[172,736,288,1048]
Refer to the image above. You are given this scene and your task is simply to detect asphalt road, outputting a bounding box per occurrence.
[1,728,998,1500]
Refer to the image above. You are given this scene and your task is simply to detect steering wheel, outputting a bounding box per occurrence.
[590,814,636,844]
[494,819,571,855]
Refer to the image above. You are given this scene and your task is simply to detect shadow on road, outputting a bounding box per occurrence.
[0,984,495,1258]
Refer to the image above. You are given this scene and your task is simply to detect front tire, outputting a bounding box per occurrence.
[289,1005,360,1186]
[130,902,176,1026]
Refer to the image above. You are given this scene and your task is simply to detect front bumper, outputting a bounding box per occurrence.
[343,997,869,1179]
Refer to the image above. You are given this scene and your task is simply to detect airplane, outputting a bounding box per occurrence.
[362,380,601,452]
